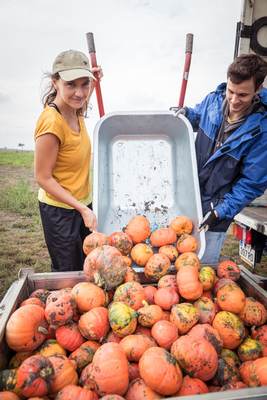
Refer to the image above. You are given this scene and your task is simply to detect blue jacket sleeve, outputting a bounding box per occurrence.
[215,133,267,219]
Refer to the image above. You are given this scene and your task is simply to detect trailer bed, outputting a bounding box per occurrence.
[1,267,267,400]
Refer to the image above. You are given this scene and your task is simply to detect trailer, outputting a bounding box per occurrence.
[233,0,267,268]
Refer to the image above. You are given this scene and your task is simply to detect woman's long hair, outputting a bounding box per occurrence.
[41,72,92,117]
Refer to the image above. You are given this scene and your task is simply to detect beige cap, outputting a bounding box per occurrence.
[52,50,96,81]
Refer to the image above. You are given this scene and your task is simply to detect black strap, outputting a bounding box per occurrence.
[49,102,61,114]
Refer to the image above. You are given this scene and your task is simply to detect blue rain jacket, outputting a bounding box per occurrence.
[186,82,267,232]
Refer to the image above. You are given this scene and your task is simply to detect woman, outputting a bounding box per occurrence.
[34,49,103,272]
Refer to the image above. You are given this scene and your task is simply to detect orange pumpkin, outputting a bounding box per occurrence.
[212,311,245,350]
[109,231,133,255]
[45,292,77,328]
[176,233,197,253]
[20,298,45,309]
[122,256,133,268]
[157,274,179,294]
[170,303,199,335]
[78,307,110,341]
[145,253,171,281]
[134,325,152,337]
[123,265,141,283]
[217,284,246,314]
[130,243,154,266]
[188,323,223,356]
[172,376,209,397]
[113,282,146,311]
[119,333,158,362]
[176,265,203,301]
[193,297,216,325]
[137,301,163,327]
[55,321,85,352]
[238,297,267,327]
[170,216,193,236]
[83,245,128,290]
[71,282,106,313]
[139,347,183,396]
[0,393,20,400]
[17,355,56,398]
[174,251,200,271]
[102,329,122,344]
[217,261,241,281]
[151,320,179,350]
[48,354,78,398]
[154,287,179,310]
[90,342,129,397]
[239,357,267,387]
[126,215,151,244]
[5,305,49,352]
[124,377,164,399]
[143,286,158,305]
[128,362,140,382]
[170,335,218,381]
[251,325,267,347]
[150,228,177,247]
[69,341,101,375]
[55,384,98,399]
[213,277,238,297]
[158,245,178,262]
[83,232,110,255]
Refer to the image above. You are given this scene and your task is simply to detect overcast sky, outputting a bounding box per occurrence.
[0,0,242,151]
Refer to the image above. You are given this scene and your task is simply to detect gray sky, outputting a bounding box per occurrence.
[0,0,242,151]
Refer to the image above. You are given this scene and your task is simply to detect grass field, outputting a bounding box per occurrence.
[0,149,267,303]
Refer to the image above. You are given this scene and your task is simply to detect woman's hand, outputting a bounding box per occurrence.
[92,65,103,81]
[80,206,98,232]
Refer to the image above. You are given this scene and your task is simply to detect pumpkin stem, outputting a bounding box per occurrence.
[141,300,149,307]
[37,326,50,335]
[94,273,105,287]
[40,367,53,379]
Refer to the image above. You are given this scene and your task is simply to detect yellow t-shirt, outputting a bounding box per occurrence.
[34,106,92,209]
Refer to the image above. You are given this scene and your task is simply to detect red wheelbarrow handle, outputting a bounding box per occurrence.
[86,32,105,117]
[178,33,194,108]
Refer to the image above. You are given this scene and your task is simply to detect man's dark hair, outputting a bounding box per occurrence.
[227,53,267,91]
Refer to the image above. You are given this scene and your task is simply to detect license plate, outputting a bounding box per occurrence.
[239,241,255,267]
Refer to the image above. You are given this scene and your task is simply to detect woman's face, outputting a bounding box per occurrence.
[52,76,90,110]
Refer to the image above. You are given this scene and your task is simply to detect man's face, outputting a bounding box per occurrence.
[226,78,263,119]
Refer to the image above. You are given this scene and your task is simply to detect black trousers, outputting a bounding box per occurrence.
[39,201,92,272]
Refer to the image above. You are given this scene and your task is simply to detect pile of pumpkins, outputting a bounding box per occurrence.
[1,215,267,400]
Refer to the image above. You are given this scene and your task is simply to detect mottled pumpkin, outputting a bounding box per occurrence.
[45,292,77,328]
[238,297,267,327]
[170,335,218,381]
[83,245,127,290]
[199,266,216,291]
[109,231,133,255]
[137,301,163,328]
[212,311,245,350]
[157,274,179,294]
[123,266,141,283]
[34,339,66,358]
[83,232,110,255]
[210,357,241,387]
[217,261,241,281]
[145,253,171,282]
[69,341,101,375]
[237,337,264,362]
[170,303,200,335]
[188,323,223,356]
[113,282,146,311]
[176,233,197,253]
[108,302,138,337]
[158,245,178,262]
[174,251,200,271]
[193,297,216,325]
[48,354,78,398]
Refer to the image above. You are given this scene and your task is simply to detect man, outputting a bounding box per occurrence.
[174,53,267,263]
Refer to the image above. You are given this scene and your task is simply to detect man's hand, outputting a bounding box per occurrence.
[170,107,188,117]
[198,209,218,233]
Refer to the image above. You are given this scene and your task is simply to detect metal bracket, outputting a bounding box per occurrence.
[240,24,252,38]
